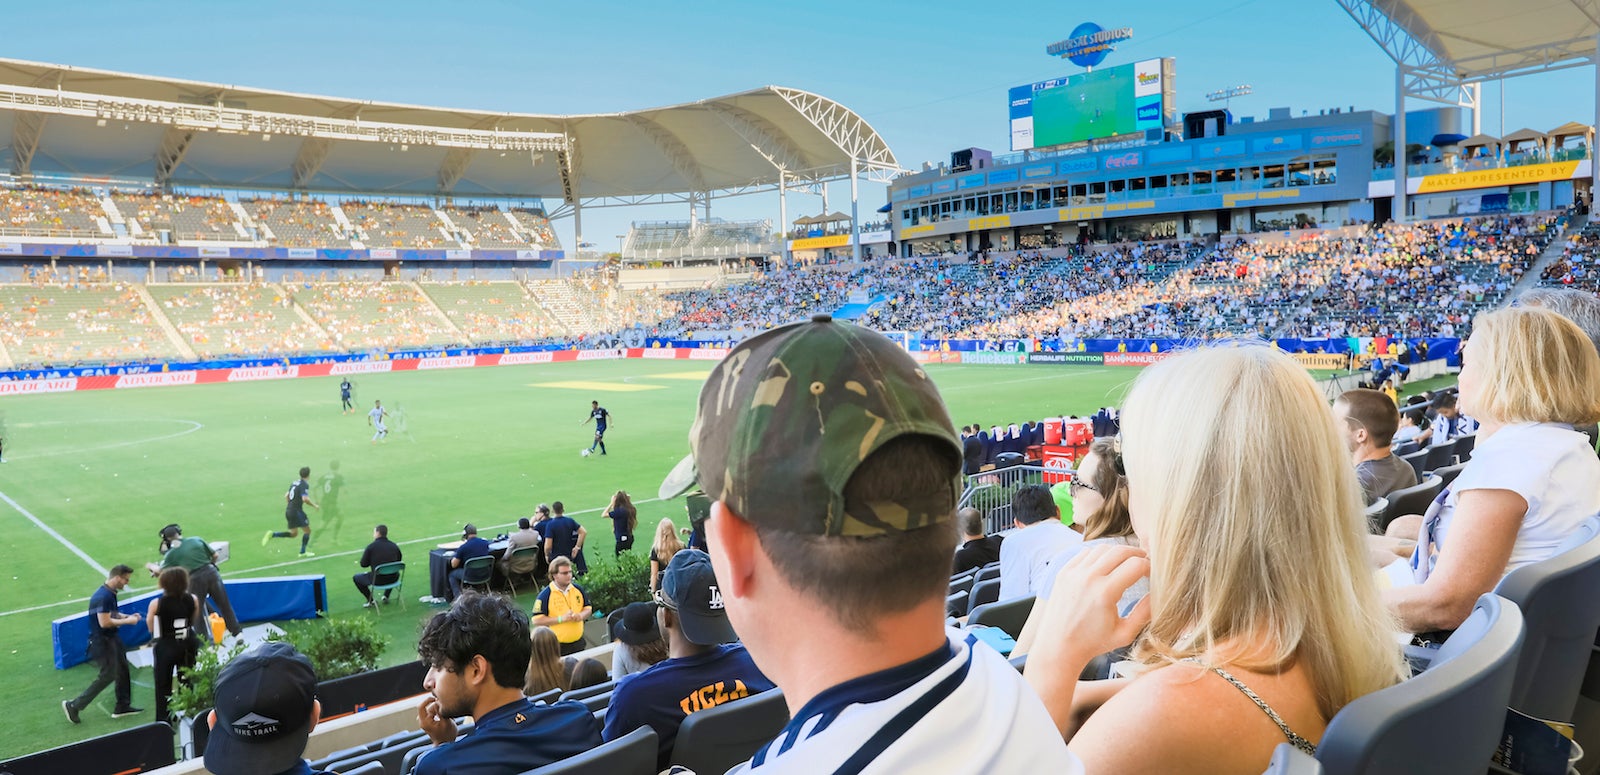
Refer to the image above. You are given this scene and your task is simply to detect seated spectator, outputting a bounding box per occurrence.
[610,602,668,679]
[1333,389,1418,506]
[354,524,402,608]
[447,524,491,603]
[1393,408,1425,446]
[1014,438,1144,658]
[998,484,1083,599]
[414,594,602,775]
[1025,345,1405,770]
[501,517,546,583]
[1517,287,1600,450]
[603,550,775,770]
[1384,307,1600,633]
[1421,392,1477,447]
[662,317,1075,771]
[523,626,566,697]
[564,657,610,691]
[204,642,331,775]
[952,507,1003,576]
[530,557,592,655]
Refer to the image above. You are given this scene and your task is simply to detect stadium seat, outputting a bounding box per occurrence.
[323,732,432,775]
[573,690,614,712]
[1453,433,1477,463]
[338,762,385,775]
[974,563,1001,584]
[1262,743,1323,774]
[945,590,969,618]
[1363,497,1388,534]
[1379,475,1443,533]
[309,743,368,768]
[968,595,1035,640]
[1315,594,1523,775]
[517,725,656,775]
[528,687,562,706]
[1489,515,1600,723]
[967,579,1001,616]
[671,688,789,775]
[400,743,436,775]
[559,679,618,704]
[369,561,406,612]
[948,571,976,597]
[1399,448,1431,480]
[1392,440,1422,458]
[1428,463,1465,490]
[1422,439,1456,473]
[460,555,495,594]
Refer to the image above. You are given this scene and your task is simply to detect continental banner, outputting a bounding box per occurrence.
[1293,352,1352,370]
[1027,352,1105,365]
[1414,161,1581,194]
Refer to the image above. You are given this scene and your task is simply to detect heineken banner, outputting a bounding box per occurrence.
[1027,352,1104,365]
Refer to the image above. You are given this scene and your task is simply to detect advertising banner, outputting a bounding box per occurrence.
[0,243,22,255]
[1103,352,1172,366]
[1027,352,1104,365]
[226,366,299,382]
[329,361,393,375]
[960,352,1029,365]
[287,248,318,259]
[198,246,231,258]
[0,377,77,395]
[95,244,135,257]
[1415,161,1582,194]
[1293,353,1352,370]
[369,249,398,260]
[497,352,556,366]
[1040,446,1078,484]
[688,347,731,361]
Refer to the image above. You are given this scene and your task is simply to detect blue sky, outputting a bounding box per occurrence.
[5,0,1593,250]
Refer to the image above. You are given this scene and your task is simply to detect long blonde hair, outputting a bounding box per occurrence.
[1464,306,1600,425]
[524,626,567,696]
[1122,345,1405,719]
[652,517,684,561]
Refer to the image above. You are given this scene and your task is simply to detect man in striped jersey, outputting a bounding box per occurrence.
[660,314,1079,774]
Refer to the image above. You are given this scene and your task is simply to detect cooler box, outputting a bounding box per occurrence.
[1064,420,1092,446]
[1041,445,1077,484]
[1042,418,1063,446]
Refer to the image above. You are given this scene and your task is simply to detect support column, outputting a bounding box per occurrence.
[1394,66,1408,225]
[573,201,584,258]
[779,171,790,264]
[850,157,861,263]
[1469,82,1481,137]
[1592,32,1599,214]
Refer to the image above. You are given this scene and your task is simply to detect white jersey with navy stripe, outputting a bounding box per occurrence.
[728,628,1081,775]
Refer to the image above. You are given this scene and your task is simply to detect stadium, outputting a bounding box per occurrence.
[3,1,1600,773]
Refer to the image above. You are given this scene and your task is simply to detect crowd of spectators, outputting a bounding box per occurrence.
[0,186,107,238]
[343,201,450,249]
[111,192,241,242]
[152,283,332,358]
[293,281,457,349]
[250,198,348,248]
[0,284,181,367]
[1540,224,1600,292]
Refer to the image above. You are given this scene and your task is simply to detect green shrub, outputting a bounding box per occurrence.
[170,641,247,717]
[269,617,389,681]
[580,550,651,615]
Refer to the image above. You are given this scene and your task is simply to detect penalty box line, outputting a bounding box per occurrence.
[0,489,107,576]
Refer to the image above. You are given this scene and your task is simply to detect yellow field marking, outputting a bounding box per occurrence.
[532,381,663,392]
[649,371,715,380]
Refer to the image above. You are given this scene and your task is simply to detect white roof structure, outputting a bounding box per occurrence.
[0,57,899,208]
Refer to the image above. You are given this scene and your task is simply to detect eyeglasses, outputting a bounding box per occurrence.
[652,588,677,611]
[1068,478,1101,494]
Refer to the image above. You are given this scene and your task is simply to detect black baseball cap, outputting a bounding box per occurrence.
[660,550,737,646]
[613,601,661,646]
[204,642,318,775]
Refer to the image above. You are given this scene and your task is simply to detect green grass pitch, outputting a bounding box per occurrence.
[1031,67,1136,146]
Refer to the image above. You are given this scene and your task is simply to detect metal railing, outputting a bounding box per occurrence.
[958,463,1070,535]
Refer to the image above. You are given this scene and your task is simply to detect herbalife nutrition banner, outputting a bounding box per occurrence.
[1027,352,1105,365]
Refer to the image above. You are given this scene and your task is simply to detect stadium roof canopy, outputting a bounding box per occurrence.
[0,57,900,208]
[1337,0,1600,101]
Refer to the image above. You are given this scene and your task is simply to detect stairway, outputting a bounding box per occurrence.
[0,338,15,371]
[1503,219,1582,305]
[524,280,581,335]
[133,284,197,360]
[410,281,468,342]
[281,285,335,343]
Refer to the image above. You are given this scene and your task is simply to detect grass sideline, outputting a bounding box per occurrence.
[0,357,1448,759]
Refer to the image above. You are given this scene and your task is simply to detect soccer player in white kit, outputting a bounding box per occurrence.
[368,400,388,443]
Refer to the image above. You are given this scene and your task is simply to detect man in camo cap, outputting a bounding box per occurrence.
[660,314,1077,774]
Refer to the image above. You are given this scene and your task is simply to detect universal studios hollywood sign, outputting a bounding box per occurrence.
[1047,23,1134,68]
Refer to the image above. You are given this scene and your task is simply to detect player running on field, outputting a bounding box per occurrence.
[368,400,388,443]
[339,379,354,414]
[264,466,319,556]
[582,400,611,456]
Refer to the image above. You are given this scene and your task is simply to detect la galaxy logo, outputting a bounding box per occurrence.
[231,712,281,736]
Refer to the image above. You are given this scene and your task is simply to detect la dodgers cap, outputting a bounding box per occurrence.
[659,314,962,537]
[660,550,738,646]
[204,642,318,775]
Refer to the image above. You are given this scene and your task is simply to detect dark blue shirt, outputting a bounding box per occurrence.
[602,644,776,771]
[286,478,310,516]
[274,761,332,775]
[414,698,601,775]
[590,406,609,431]
[89,583,119,637]
[455,536,491,567]
[544,516,580,561]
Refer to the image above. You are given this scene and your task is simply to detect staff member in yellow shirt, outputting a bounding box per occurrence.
[530,556,592,656]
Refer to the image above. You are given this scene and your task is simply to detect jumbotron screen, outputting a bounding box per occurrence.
[1009,59,1166,151]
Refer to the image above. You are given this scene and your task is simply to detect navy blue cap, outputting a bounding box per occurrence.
[661,550,737,646]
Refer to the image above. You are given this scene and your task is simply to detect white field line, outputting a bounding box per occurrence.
[0,489,106,576]
[6,419,204,461]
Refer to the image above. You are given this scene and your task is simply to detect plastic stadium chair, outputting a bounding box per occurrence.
[1399,448,1431,480]
[559,679,618,704]
[400,743,436,775]
[1263,742,1324,774]
[948,572,976,597]
[460,554,495,594]
[1492,514,1600,723]
[369,561,406,612]
[309,744,368,769]
[1422,439,1456,474]
[974,563,1001,584]
[967,579,1001,616]
[518,725,657,775]
[1315,594,1523,775]
[968,595,1035,640]
[671,689,790,775]
[337,762,385,775]
[1453,433,1476,463]
[1428,462,1465,490]
[1363,497,1388,534]
[324,732,432,775]
[527,687,562,706]
[1379,475,1442,532]
[945,590,969,618]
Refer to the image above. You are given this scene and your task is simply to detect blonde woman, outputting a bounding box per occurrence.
[648,517,684,594]
[1385,307,1600,633]
[1026,345,1405,773]
[523,626,567,696]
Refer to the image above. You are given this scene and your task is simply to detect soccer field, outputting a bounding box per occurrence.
[0,358,1144,758]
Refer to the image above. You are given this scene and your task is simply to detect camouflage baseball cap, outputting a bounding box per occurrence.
[659,314,962,537]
